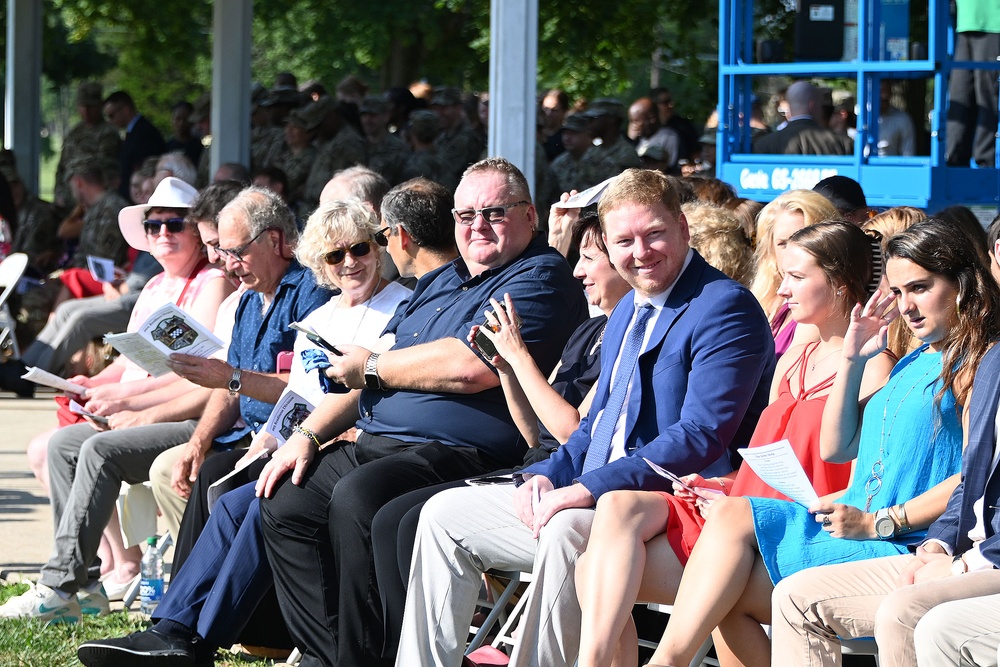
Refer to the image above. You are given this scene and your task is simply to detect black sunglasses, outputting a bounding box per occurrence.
[324,241,376,266]
[143,218,188,236]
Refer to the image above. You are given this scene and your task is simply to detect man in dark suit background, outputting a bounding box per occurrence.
[753,81,854,156]
[396,168,775,667]
[104,90,167,202]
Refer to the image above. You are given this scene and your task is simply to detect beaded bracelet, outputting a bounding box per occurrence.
[293,424,322,448]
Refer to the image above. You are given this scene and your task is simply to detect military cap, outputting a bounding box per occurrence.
[560,115,590,133]
[359,96,389,115]
[76,82,104,107]
[408,110,441,138]
[430,86,463,107]
[65,154,116,181]
[298,97,335,132]
[285,107,311,129]
[581,98,626,119]
[251,83,269,111]
[263,86,303,108]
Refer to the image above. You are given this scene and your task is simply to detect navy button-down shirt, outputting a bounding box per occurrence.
[357,236,588,466]
[220,260,335,444]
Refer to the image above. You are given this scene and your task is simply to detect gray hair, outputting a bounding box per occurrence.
[156,151,198,186]
[221,186,299,245]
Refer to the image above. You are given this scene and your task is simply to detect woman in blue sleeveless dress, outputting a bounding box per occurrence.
[644,218,1000,667]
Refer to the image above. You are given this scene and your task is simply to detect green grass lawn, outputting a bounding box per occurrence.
[0,584,276,667]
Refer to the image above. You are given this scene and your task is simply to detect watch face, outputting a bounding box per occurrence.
[876,516,895,538]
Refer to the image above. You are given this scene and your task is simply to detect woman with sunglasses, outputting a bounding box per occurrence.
[5,177,235,621]
[164,198,413,573]
[573,221,894,667]
[642,218,1000,667]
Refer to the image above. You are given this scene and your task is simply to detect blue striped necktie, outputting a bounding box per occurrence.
[582,304,654,473]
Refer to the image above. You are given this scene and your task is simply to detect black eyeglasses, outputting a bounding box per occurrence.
[452,200,530,226]
[323,241,379,266]
[374,227,390,247]
[143,218,188,236]
[217,228,269,262]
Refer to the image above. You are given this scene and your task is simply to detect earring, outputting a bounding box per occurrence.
[836,289,843,297]
[956,295,961,316]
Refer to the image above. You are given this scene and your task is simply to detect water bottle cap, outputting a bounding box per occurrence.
[146,536,157,545]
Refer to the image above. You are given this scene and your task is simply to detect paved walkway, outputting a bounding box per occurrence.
[0,392,57,579]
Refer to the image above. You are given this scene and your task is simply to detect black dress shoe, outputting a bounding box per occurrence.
[77,627,198,667]
[0,360,32,397]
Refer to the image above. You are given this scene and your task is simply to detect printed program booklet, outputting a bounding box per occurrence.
[104,303,223,377]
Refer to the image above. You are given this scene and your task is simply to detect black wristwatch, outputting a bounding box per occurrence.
[363,353,382,390]
[228,367,242,396]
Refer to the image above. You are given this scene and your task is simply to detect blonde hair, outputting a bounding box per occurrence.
[749,189,838,315]
[296,199,383,289]
[683,202,753,286]
[863,206,927,358]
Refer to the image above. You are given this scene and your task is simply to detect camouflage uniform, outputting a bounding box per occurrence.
[551,149,610,194]
[251,125,286,173]
[434,119,485,189]
[54,123,122,209]
[593,136,641,178]
[303,125,367,207]
[274,144,318,202]
[401,148,455,192]
[14,195,63,272]
[74,190,130,268]
[365,134,410,186]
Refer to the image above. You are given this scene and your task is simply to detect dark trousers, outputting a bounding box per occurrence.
[154,483,272,649]
[170,448,290,650]
[259,433,500,667]
[946,30,1000,167]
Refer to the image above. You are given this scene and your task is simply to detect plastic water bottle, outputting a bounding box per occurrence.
[139,536,164,615]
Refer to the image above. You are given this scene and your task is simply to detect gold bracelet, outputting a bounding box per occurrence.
[293,424,322,449]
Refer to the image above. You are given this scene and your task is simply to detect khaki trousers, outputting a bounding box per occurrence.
[915,583,1000,667]
[771,554,1000,667]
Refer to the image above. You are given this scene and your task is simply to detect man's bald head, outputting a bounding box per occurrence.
[785,81,818,119]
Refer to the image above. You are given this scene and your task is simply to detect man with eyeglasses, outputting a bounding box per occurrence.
[245,158,587,667]
[153,187,333,518]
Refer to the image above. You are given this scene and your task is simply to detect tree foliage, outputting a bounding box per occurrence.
[23,0,793,131]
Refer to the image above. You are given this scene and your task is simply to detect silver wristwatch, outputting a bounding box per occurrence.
[363,353,382,390]
[874,507,896,540]
[228,367,242,396]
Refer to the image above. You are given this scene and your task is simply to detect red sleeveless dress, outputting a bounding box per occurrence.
[660,342,855,564]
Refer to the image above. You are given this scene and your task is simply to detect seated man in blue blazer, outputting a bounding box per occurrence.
[395,168,776,667]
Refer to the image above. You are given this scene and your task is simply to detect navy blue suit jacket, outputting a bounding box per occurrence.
[520,251,775,499]
[922,343,1000,566]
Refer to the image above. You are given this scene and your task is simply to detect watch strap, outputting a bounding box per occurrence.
[364,353,382,390]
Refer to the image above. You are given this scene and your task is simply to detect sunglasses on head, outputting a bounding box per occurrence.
[322,229,389,266]
[143,218,188,236]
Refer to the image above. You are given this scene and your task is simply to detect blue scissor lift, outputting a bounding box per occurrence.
[714,0,1000,212]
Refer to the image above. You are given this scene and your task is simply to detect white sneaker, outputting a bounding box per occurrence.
[0,583,81,624]
[100,573,138,602]
[78,586,111,617]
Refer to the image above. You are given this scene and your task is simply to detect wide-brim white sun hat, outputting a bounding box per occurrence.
[118,177,199,252]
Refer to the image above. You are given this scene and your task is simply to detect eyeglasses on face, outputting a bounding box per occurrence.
[143,218,188,236]
[216,228,269,262]
[452,200,530,226]
[374,227,390,247]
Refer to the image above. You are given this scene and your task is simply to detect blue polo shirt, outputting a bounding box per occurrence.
[222,260,335,442]
[356,236,588,466]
